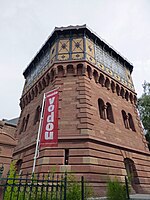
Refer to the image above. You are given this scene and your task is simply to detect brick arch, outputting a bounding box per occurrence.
[82,63,87,76]
[128,113,136,131]
[77,63,83,76]
[93,69,99,83]
[122,110,129,129]
[57,65,64,77]
[25,95,28,105]
[50,68,55,82]
[105,77,110,90]
[16,159,23,174]
[99,73,105,86]
[124,158,139,191]
[38,81,42,93]
[42,77,46,90]
[66,64,74,75]
[129,92,133,104]
[87,65,92,79]
[116,84,120,96]
[120,87,125,98]
[125,90,129,101]
[28,92,31,103]
[34,85,38,97]
[98,98,105,120]
[31,89,35,100]
[111,80,116,93]
[106,102,114,123]
[45,73,50,86]
[134,95,137,105]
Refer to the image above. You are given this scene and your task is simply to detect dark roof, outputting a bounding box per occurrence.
[3,117,19,126]
[23,24,134,77]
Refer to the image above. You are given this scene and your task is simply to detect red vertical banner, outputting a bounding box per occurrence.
[40,89,59,147]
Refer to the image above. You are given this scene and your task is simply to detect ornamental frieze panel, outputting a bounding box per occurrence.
[58,39,70,54]
[24,35,135,94]
[72,38,84,53]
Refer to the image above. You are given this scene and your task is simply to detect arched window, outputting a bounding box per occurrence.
[42,78,46,90]
[31,89,35,100]
[134,95,137,105]
[25,96,28,105]
[125,90,129,101]
[120,87,125,98]
[67,65,74,74]
[28,93,31,103]
[111,81,115,93]
[129,93,133,104]
[16,159,23,174]
[93,70,98,83]
[38,82,42,93]
[99,73,105,86]
[34,105,41,125]
[77,64,83,76]
[105,78,110,90]
[106,103,114,123]
[58,65,64,77]
[116,84,120,96]
[24,114,30,131]
[124,158,139,189]
[98,98,105,120]
[128,113,136,131]
[34,85,38,97]
[122,110,129,129]
[50,69,54,82]
[20,117,26,133]
[87,66,92,79]
[46,73,50,86]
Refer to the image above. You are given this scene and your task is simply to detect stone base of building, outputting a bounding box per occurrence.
[13,136,150,197]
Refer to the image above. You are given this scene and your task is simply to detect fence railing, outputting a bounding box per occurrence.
[0,171,130,200]
[0,172,86,200]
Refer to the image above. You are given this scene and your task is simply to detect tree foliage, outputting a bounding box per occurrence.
[138,81,150,149]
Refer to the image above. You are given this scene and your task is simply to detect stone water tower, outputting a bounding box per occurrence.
[14,25,150,196]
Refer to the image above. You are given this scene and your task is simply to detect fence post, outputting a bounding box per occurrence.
[81,176,84,200]
[64,172,67,200]
[125,176,130,199]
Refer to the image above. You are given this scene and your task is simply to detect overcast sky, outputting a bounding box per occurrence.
[0,0,150,120]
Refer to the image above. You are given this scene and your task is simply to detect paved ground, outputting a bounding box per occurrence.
[130,194,150,200]
[88,194,150,200]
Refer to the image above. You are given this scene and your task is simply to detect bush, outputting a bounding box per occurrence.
[107,178,127,200]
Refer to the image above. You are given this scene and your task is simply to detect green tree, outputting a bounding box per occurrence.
[138,81,150,149]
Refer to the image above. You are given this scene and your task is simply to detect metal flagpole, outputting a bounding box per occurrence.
[32,93,46,174]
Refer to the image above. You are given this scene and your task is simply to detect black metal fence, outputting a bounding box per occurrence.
[0,170,130,200]
[0,172,86,200]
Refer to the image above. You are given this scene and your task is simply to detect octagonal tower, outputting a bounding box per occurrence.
[14,25,150,196]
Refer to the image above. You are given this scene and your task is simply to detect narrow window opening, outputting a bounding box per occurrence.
[24,114,30,131]
[99,74,105,86]
[116,84,120,96]
[87,66,92,79]
[98,98,106,120]
[20,117,26,134]
[128,113,136,131]
[106,103,114,123]
[67,65,74,74]
[122,110,129,129]
[124,158,139,190]
[34,105,41,125]
[64,149,69,165]
[77,64,83,76]
[16,159,23,174]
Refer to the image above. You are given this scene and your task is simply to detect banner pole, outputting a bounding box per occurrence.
[32,93,46,174]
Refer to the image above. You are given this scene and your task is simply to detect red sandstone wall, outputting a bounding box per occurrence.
[14,61,150,196]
